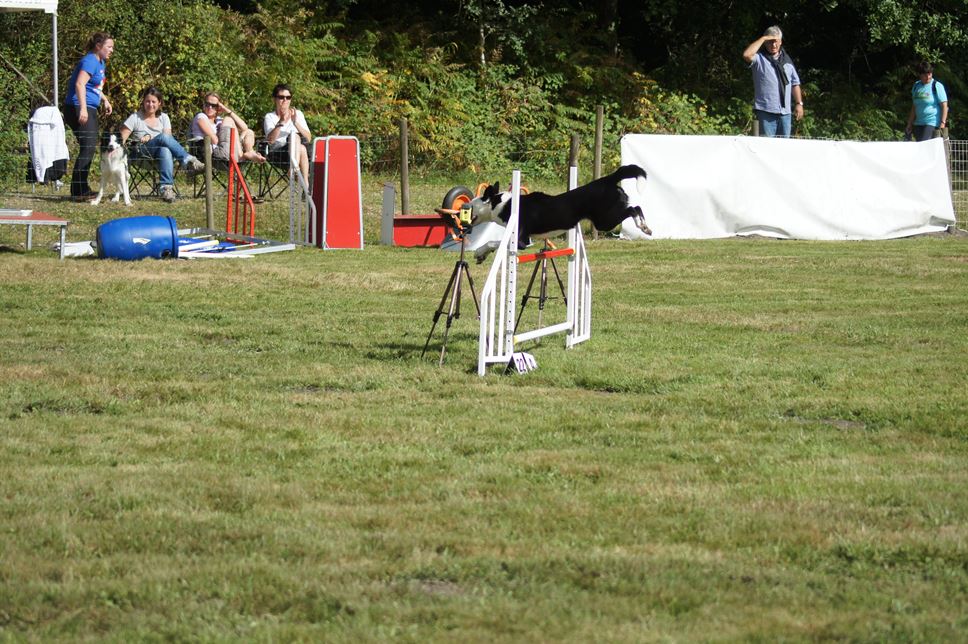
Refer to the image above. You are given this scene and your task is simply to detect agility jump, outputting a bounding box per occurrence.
[477,167,592,376]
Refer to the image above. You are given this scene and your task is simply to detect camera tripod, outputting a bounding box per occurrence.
[513,240,567,335]
[421,226,480,366]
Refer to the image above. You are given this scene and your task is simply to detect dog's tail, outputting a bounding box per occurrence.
[612,164,647,183]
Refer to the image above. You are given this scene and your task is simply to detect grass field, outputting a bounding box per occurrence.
[1,183,967,640]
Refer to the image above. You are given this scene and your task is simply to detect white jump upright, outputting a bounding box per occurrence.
[289,134,317,245]
[477,167,592,376]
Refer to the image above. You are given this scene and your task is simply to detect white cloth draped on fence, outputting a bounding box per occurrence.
[620,134,955,240]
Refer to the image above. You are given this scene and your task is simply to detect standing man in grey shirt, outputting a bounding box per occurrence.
[743,26,804,137]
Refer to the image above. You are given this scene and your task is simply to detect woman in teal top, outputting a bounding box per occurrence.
[905,61,949,142]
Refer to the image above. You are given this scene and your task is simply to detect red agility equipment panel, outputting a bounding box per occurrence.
[392,214,450,247]
[311,136,363,249]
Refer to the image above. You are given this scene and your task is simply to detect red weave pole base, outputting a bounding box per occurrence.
[517,247,574,264]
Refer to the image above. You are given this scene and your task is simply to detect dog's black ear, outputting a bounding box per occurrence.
[489,183,502,206]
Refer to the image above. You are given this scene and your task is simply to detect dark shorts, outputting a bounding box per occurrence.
[912,125,939,142]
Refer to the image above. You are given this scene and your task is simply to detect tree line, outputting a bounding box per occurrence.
[1,0,964,181]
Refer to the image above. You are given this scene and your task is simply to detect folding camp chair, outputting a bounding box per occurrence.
[126,146,161,197]
[187,137,228,198]
[256,139,291,200]
[125,142,186,199]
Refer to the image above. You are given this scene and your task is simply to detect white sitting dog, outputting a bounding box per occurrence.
[91,133,132,206]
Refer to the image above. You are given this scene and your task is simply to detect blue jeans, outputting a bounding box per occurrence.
[755,110,792,138]
[135,133,192,187]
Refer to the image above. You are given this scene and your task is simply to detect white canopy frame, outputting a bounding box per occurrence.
[0,1,59,105]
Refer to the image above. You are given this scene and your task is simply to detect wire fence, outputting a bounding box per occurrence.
[2,127,967,231]
[1,132,573,194]
[948,138,968,230]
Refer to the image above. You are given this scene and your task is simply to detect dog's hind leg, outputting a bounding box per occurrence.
[627,205,651,236]
[591,202,635,234]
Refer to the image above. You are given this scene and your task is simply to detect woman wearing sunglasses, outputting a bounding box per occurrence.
[190,91,265,163]
[263,84,312,179]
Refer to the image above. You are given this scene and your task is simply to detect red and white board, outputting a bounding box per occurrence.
[311,136,363,249]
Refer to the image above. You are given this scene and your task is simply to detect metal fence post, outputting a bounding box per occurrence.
[204,135,213,229]
[399,118,410,216]
[593,107,604,240]
[381,183,395,245]
[594,105,604,180]
[568,133,580,169]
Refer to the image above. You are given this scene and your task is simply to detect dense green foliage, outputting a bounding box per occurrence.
[1,0,966,180]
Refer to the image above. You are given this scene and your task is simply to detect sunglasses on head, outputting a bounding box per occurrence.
[204,102,219,109]
[275,94,293,100]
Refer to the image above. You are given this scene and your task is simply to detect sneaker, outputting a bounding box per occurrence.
[160,185,177,203]
[184,156,205,176]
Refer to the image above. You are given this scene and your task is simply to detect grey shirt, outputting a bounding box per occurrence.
[123,111,171,141]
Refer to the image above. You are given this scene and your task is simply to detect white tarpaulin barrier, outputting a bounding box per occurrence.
[620,134,955,240]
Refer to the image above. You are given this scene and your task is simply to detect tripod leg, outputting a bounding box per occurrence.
[421,262,460,357]
[514,259,542,334]
[550,255,567,305]
[537,257,550,329]
[461,262,482,318]
[438,268,464,366]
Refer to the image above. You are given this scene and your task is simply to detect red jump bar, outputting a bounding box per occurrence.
[516,247,574,264]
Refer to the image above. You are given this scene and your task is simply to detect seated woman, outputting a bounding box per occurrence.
[263,83,312,179]
[190,91,265,165]
[120,86,204,203]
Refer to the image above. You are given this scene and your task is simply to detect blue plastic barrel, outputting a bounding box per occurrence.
[96,215,179,260]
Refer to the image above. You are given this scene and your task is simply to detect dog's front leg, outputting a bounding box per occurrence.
[90,182,105,206]
[121,173,132,206]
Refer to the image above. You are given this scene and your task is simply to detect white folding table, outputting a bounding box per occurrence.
[0,210,69,260]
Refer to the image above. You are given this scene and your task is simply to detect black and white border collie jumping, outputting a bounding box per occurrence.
[91,132,132,206]
[470,164,651,256]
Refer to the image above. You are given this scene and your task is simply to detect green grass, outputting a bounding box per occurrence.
[1,184,967,640]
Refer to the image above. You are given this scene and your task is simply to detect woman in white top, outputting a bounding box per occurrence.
[190,91,265,164]
[120,86,204,202]
[263,83,312,179]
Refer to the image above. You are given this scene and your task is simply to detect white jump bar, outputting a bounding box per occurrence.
[514,321,571,344]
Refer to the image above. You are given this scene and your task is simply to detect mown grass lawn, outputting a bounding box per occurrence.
[1,185,967,640]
